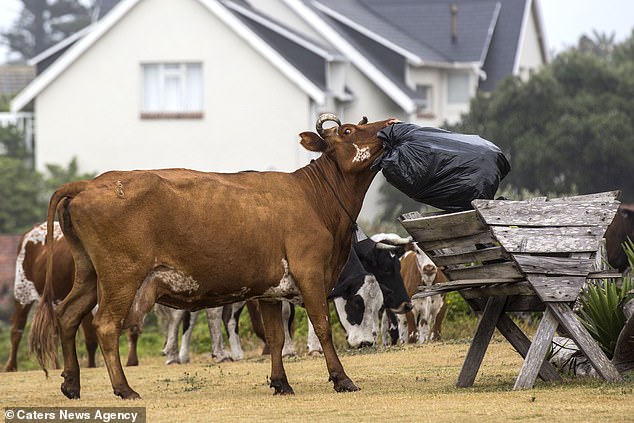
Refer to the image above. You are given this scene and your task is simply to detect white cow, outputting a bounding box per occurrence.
[154,302,245,364]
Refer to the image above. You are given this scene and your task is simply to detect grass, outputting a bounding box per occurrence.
[3,300,630,422]
[1,342,632,422]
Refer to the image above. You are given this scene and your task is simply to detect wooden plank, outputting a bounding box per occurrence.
[473,200,620,227]
[456,296,507,387]
[463,292,543,311]
[548,302,624,383]
[528,275,587,302]
[417,231,496,251]
[468,298,561,382]
[513,255,596,276]
[513,307,560,389]
[491,226,606,253]
[445,261,524,281]
[587,269,622,279]
[544,191,621,202]
[428,246,510,267]
[400,210,488,241]
[412,278,525,299]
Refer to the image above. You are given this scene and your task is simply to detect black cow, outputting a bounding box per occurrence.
[605,203,634,271]
[353,237,411,313]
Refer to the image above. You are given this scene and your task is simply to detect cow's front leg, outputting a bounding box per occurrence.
[303,295,358,392]
[259,300,294,395]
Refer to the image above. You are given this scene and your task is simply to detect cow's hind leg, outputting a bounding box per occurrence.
[5,300,32,371]
[56,257,98,399]
[259,300,294,395]
[80,313,99,368]
[94,276,147,400]
[126,331,139,366]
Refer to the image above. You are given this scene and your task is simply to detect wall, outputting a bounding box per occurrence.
[35,0,315,177]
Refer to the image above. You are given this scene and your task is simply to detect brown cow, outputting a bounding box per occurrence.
[397,243,446,344]
[605,203,634,271]
[30,114,398,399]
[5,222,139,372]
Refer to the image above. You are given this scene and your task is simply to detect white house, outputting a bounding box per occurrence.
[11,0,548,222]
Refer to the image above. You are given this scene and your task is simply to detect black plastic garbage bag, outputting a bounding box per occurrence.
[373,123,510,212]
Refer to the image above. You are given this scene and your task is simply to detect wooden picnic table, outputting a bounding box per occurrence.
[399,191,624,389]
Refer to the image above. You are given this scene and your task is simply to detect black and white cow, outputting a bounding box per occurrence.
[307,235,412,353]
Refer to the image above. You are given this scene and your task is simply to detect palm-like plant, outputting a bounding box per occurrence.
[577,238,634,359]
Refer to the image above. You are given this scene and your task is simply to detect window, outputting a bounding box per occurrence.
[447,72,470,104]
[141,63,203,119]
[415,84,433,116]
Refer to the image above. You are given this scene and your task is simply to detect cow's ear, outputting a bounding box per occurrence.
[299,132,327,152]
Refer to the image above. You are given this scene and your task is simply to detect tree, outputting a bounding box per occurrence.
[450,31,634,201]
[0,125,95,234]
[1,0,94,61]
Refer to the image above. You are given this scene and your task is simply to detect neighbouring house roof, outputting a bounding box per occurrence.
[0,65,35,97]
[286,0,547,110]
[12,0,336,112]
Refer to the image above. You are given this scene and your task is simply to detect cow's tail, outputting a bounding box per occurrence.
[29,180,89,376]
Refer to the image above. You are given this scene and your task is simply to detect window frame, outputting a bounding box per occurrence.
[140,62,204,120]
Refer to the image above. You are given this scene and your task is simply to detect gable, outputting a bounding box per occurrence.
[11,0,328,112]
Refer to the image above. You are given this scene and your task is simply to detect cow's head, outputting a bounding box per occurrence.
[329,272,383,348]
[354,238,412,314]
[299,114,398,172]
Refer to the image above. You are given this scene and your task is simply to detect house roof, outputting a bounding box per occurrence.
[12,0,336,112]
[285,0,546,111]
[12,0,548,113]
[223,0,345,93]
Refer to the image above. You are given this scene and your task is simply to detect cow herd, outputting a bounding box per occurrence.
[5,114,632,400]
[5,222,446,371]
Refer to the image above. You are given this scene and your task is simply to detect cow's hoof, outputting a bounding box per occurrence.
[5,366,17,372]
[329,373,359,392]
[333,379,359,392]
[165,358,180,365]
[115,388,141,400]
[214,355,233,363]
[270,380,294,395]
[60,371,80,399]
[307,350,323,357]
[61,382,80,399]
[126,359,139,367]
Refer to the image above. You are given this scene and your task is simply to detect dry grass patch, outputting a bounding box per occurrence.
[2,341,632,422]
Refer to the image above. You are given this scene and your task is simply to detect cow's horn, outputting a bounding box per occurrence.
[316,113,341,137]
[375,242,398,250]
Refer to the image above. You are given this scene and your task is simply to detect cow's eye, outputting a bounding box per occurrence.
[343,128,352,135]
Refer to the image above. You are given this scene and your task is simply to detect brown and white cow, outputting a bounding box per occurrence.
[397,243,446,344]
[30,114,398,399]
[5,222,138,372]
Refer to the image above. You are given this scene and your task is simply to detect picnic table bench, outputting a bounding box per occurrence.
[399,191,624,390]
